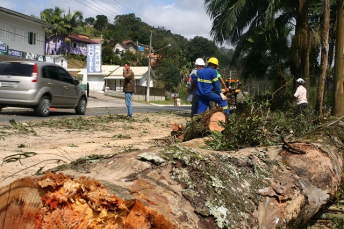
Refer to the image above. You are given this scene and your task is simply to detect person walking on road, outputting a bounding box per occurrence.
[123,62,135,118]
[186,58,205,116]
[294,78,308,115]
[194,57,230,117]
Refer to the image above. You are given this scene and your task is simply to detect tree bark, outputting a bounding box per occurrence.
[333,0,344,116]
[316,0,330,116]
[298,0,310,83]
[0,139,342,229]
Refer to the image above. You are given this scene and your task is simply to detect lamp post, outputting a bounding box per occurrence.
[146,29,153,102]
[146,32,171,102]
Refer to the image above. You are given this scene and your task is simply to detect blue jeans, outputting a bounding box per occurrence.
[191,102,199,116]
[125,92,132,117]
[198,92,230,117]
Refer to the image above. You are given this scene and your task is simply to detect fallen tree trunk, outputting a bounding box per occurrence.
[0,139,342,228]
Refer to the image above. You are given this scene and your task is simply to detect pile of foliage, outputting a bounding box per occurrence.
[184,100,343,152]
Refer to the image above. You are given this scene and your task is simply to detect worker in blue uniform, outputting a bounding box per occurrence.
[192,57,230,117]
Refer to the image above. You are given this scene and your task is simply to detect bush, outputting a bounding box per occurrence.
[206,102,324,151]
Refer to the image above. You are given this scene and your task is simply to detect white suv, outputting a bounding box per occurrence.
[0,61,87,116]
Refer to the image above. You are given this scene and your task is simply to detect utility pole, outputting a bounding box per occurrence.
[146,29,152,102]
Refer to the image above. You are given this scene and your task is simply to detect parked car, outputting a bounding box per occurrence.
[0,61,87,116]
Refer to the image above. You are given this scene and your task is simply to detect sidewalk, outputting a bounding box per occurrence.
[87,91,125,108]
[87,91,152,108]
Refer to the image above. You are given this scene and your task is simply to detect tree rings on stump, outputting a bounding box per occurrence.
[208,111,226,132]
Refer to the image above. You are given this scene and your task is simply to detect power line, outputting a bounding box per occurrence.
[103,0,160,27]
[75,0,117,22]
[74,0,161,28]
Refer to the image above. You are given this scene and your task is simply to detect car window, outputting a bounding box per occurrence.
[42,66,60,81]
[58,67,74,84]
[0,62,33,76]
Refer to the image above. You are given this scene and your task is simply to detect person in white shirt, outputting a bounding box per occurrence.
[294,78,308,114]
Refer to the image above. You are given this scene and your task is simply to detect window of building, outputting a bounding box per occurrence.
[9,26,15,41]
[0,24,15,41]
[28,32,36,45]
[72,42,78,48]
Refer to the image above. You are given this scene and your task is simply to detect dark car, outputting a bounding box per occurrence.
[0,61,87,116]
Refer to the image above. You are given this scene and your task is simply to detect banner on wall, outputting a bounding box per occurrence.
[0,43,8,55]
[8,49,22,58]
[87,44,102,73]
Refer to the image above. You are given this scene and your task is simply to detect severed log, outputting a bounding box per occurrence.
[0,177,44,229]
[0,172,177,229]
[0,138,342,228]
[182,107,227,141]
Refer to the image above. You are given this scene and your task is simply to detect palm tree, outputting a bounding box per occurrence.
[40,7,84,55]
[63,10,84,54]
[204,0,313,90]
[64,10,84,35]
[41,7,66,54]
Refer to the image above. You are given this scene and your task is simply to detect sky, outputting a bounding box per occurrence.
[1,0,216,41]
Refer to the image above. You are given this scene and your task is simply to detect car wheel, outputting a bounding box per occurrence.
[35,95,50,117]
[75,96,87,115]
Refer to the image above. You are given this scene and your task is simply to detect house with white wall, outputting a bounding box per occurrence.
[113,40,138,56]
[46,55,68,69]
[104,66,155,91]
[0,6,53,62]
[76,65,155,92]
[46,34,99,56]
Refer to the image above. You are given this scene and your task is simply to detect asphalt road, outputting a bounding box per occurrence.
[0,91,191,123]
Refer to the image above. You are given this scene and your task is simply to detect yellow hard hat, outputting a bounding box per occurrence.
[208,57,219,66]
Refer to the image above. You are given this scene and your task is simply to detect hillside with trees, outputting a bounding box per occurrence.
[39,7,233,96]
[38,0,344,117]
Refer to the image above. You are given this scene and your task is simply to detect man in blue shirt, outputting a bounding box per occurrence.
[193,57,230,117]
[186,58,205,116]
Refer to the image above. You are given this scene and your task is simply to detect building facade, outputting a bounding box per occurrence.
[76,65,155,92]
[0,7,53,62]
[46,34,99,56]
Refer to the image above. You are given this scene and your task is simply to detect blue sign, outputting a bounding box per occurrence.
[8,49,22,58]
[137,46,144,52]
[0,44,7,52]
[87,44,102,73]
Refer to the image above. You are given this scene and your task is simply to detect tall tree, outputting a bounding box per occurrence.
[113,14,150,44]
[93,15,108,32]
[187,36,217,62]
[315,0,330,116]
[204,0,313,91]
[296,0,311,94]
[41,7,84,55]
[85,17,95,26]
[40,7,66,54]
[64,11,84,34]
[333,0,344,116]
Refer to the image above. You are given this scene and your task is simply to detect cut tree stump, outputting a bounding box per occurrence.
[208,111,226,132]
[0,172,177,229]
